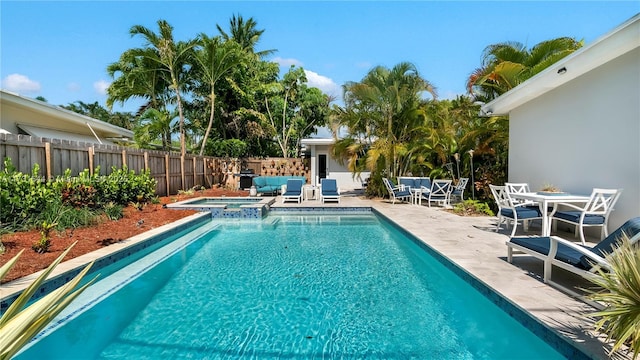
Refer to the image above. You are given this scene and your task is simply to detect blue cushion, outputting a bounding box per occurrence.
[500,207,541,219]
[395,189,411,197]
[322,191,339,196]
[399,178,416,189]
[578,217,640,268]
[322,179,337,192]
[419,178,431,189]
[510,237,590,269]
[554,211,605,225]
[285,179,303,193]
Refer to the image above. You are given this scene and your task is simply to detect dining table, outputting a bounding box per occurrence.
[509,192,591,236]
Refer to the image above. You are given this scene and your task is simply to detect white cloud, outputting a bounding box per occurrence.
[93,80,110,95]
[304,70,341,98]
[67,82,81,92]
[273,57,303,68]
[1,74,41,93]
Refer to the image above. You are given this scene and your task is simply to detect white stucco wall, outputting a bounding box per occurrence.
[508,47,640,230]
[307,143,369,190]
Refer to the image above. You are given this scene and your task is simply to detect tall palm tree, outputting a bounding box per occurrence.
[192,35,243,156]
[107,49,171,115]
[128,20,198,156]
[467,37,583,102]
[216,14,275,58]
[336,62,436,180]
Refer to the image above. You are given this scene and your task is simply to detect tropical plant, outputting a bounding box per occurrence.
[192,34,243,155]
[134,108,177,151]
[216,14,275,58]
[122,20,197,156]
[585,234,640,359]
[0,243,96,359]
[331,62,436,196]
[259,66,331,158]
[467,37,583,102]
[451,200,494,217]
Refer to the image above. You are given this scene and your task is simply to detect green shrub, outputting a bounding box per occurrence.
[53,168,100,208]
[452,200,494,216]
[34,197,99,231]
[96,166,156,206]
[103,202,124,220]
[0,158,54,229]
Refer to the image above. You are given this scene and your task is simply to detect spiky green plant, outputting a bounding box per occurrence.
[585,234,640,359]
[0,243,96,359]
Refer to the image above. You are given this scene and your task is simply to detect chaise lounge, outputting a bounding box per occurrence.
[320,178,340,203]
[506,217,640,283]
[281,179,303,203]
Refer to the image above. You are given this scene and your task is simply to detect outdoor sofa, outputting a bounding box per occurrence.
[252,176,306,195]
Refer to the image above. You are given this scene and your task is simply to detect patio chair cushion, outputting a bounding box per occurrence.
[419,178,431,190]
[554,211,605,225]
[500,207,542,220]
[510,237,588,269]
[579,217,640,268]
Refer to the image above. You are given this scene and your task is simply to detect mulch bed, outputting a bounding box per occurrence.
[0,187,248,283]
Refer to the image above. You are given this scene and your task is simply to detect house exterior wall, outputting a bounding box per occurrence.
[508,47,640,230]
[307,143,369,190]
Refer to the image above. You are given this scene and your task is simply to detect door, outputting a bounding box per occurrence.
[318,154,327,181]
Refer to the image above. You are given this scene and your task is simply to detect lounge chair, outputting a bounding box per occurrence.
[282,179,303,203]
[507,217,640,283]
[490,184,543,237]
[552,188,622,245]
[382,177,411,204]
[320,178,340,203]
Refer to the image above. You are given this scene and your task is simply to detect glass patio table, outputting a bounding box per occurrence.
[510,192,591,236]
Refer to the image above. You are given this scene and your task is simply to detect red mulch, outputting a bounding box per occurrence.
[0,187,248,283]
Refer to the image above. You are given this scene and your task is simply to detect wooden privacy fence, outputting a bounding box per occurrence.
[0,134,309,196]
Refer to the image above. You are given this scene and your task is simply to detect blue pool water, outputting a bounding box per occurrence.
[17,214,568,359]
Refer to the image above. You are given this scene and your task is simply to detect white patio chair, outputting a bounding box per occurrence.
[450,177,469,203]
[505,182,535,206]
[552,188,622,244]
[490,184,543,237]
[382,177,411,204]
[427,179,452,207]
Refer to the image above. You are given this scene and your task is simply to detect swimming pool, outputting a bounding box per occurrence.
[16,213,579,359]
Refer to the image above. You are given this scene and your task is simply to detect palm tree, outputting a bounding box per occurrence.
[135,108,176,151]
[192,35,243,156]
[336,62,437,181]
[107,48,171,115]
[128,20,198,156]
[467,37,583,102]
[216,14,275,58]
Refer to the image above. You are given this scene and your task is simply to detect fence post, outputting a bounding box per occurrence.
[88,146,94,176]
[165,154,170,196]
[193,157,197,187]
[143,151,149,171]
[181,155,185,191]
[44,141,52,180]
[122,149,127,168]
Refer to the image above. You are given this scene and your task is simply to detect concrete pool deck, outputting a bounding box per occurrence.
[272,193,624,360]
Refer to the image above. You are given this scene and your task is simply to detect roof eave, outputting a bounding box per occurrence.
[482,14,640,116]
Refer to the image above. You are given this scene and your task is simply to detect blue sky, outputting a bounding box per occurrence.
[1,1,638,112]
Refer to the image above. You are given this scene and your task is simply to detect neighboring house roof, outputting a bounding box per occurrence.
[0,89,133,144]
[482,13,640,116]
